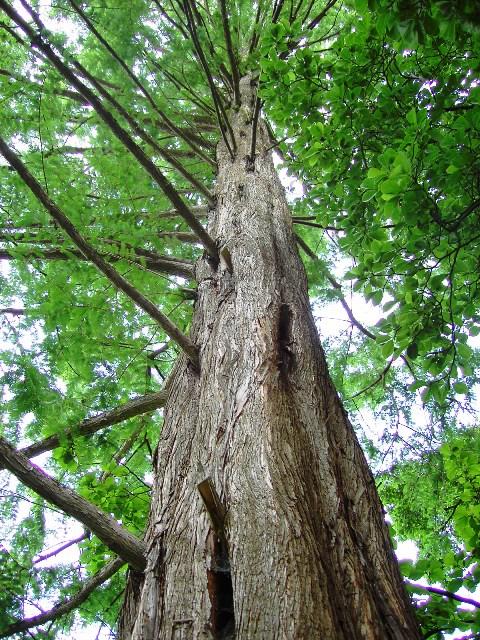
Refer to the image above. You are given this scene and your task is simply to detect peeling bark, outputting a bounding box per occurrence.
[118,78,420,639]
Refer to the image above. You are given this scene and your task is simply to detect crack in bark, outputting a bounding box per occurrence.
[277,302,294,385]
[206,530,235,639]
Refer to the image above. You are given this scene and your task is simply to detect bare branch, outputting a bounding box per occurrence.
[33,532,89,564]
[161,66,215,117]
[306,0,339,30]
[295,234,376,341]
[0,307,24,315]
[248,0,265,55]
[349,359,394,400]
[182,0,236,159]
[0,556,125,637]
[0,136,200,368]
[292,216,344,231]
[151,0,189,37]
[0,438,146,570]
[66,0,216,177]
[272,0,286,22]
[248,96,262,168]
[0,247,195,279]
[157,231,199,243]
[158,205,208,219]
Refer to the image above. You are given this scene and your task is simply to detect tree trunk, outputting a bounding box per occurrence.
[118,78,420,639]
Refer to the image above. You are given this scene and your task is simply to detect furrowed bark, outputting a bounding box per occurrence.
[0,556,125,637]
[0,437,146,571]
[118,77,420,639]
[0,0,218,261]
[0,136,199,368]
[0,390,168,465]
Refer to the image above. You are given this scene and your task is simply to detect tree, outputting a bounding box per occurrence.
[0,0,478,638]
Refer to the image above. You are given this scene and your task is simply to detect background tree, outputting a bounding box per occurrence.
[0,0,478,638]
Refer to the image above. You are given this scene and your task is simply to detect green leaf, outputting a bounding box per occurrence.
[382,340,394,357]
[453,381,469,395]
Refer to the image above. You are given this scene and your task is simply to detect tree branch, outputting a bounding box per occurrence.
[151,0,189,38]
[0,0,218,261]
[0,136,200,368]
[33,532,88,564]
[0,438,146,570]
[349,359,394,399]
[218,0,240,106]
[182,0,236,158]
[295,234,376,340]
[157,231,199,243]
[157,205,208,219]
[0,307,24,315]
[5,389,168,464]
[306,0,339,29]
[0,247,195,279]
[0,556,125,637]
[248,95,262,168]
[66,0,216,176]
[406,580,480,609]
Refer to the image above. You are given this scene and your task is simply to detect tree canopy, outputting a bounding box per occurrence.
[0,0,479,637]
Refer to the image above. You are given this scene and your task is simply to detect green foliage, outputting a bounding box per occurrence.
[260,0,480,417]
[380,428,480,637]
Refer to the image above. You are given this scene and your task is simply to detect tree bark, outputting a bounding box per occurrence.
[118,78,420,639]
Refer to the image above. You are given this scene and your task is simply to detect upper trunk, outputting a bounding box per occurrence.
[118,77,420,640]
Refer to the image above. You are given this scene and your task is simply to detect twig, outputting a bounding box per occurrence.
[33,532,88,564]
[295,234,376,340]
[349,359,394,399]
[406,580,480,609]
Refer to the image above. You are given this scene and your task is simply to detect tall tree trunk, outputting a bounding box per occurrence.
[118,78,420,640]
